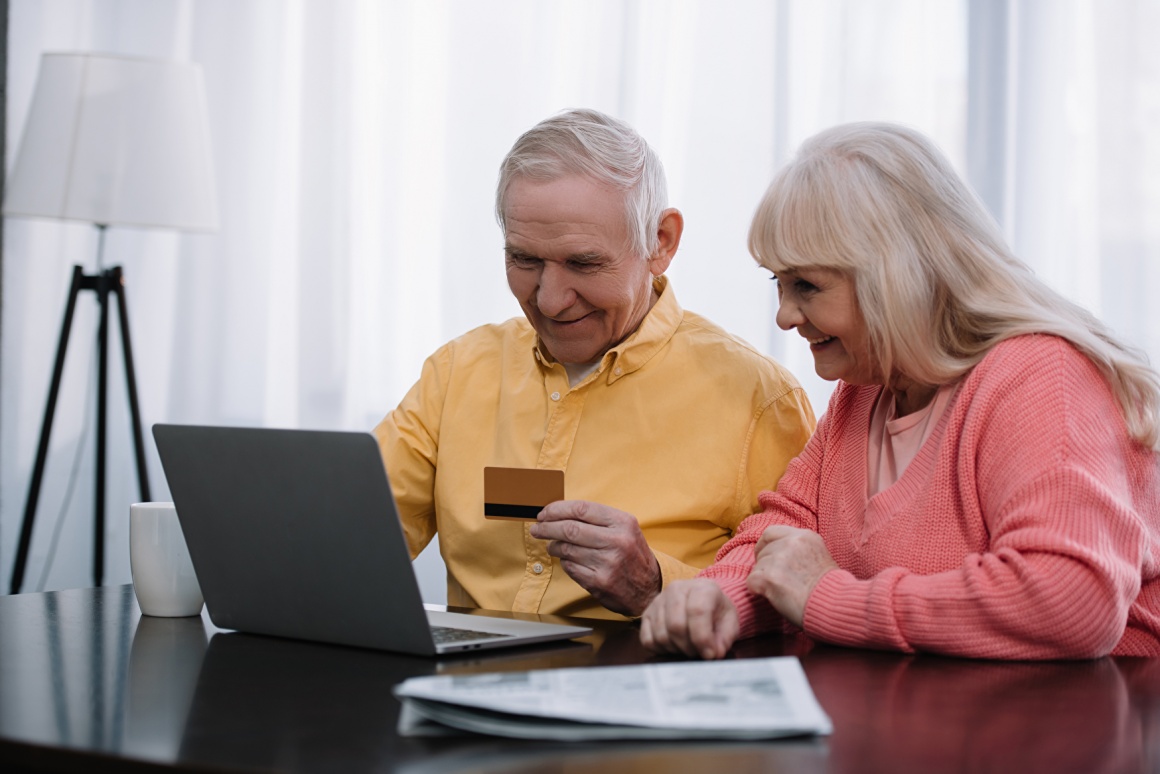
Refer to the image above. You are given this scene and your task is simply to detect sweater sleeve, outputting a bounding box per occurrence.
[804,338,1154,659]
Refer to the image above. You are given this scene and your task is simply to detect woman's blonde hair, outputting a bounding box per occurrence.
[749,121,1160,449]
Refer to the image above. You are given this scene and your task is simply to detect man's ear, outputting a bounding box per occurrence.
[648,208,683,276]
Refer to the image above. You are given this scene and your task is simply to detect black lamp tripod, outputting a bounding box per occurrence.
[9,225,152,594]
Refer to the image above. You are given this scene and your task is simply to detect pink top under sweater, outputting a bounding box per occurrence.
[866,380,959,496]
[703,334,1160,659]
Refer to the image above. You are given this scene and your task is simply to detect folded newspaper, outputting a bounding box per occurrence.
[394,656,832,740]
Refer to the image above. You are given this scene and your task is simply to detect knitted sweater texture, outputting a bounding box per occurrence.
[704,335,1160,659]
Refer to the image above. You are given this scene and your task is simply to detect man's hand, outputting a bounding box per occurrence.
[746,525,838,628]
[529,500,661,617]
[639,578,739,659]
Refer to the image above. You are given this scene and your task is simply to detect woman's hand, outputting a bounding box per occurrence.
[746,525,839,628]
[639,578,740,659]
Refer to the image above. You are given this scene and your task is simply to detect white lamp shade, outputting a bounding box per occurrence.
[4,53,219,231]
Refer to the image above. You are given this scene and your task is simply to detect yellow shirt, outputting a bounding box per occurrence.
[374,277,815,619]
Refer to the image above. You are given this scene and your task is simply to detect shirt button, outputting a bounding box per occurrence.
[614,367,623,376]
[532,563,544,574]
[550,392,561,401]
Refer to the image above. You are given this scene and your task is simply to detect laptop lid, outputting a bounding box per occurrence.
[151,424,590,656]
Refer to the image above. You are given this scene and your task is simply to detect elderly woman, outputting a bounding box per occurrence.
[641,122,1160,660]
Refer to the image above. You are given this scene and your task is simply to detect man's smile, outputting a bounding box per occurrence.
[543,311,596,328]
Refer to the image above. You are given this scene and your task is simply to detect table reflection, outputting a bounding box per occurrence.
[804,648,1145,774]
[177,632,435,771]
[124,614,209,760]
[3,586,1159,774]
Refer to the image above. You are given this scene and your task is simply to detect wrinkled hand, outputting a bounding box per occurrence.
[639,579,739,660]
[529,500,661,617]
[746,525,838,628]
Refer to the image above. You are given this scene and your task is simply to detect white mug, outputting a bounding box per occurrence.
[130,502,204,617]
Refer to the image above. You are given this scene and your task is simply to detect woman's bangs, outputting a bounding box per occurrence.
[750,170,854,275]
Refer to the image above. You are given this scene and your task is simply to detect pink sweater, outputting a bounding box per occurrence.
[704,335,1160,659]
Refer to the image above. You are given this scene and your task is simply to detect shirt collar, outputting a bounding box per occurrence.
[533,275,683,385]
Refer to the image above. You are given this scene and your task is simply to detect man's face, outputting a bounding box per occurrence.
[503,176,660,366]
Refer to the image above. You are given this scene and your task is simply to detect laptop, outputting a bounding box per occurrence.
[151,424,592,655]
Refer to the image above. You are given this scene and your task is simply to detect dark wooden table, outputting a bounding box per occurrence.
[1,585,1157,773]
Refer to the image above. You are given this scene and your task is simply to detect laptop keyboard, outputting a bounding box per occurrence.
[430,625,514,644]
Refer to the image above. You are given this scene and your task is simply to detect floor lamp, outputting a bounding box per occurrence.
[4,53,218,593]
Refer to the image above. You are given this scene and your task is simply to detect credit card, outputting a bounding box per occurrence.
[483,467,564,520]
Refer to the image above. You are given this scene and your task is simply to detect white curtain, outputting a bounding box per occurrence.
[3,0,1157,598]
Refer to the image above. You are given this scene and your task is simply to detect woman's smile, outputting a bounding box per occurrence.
[805,334,836,350]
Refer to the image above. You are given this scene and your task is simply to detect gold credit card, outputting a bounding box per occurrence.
[483,467,564,520]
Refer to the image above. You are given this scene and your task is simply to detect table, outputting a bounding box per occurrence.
[1,585,1157,772]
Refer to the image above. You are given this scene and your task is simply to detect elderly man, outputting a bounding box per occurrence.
[374,109,814,620]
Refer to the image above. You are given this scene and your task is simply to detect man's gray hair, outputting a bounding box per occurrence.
[495,108,669,259]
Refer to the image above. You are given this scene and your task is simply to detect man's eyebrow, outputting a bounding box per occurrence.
[504,246,538,258]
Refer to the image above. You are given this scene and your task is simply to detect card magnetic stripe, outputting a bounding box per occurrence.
[483,503,542,519]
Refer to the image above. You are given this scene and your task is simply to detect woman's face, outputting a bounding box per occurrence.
[773,267,879,385]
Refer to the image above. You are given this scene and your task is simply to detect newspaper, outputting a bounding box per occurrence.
[394,657,832,740]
